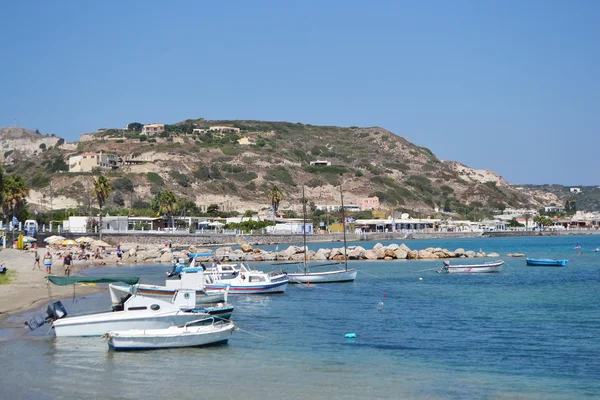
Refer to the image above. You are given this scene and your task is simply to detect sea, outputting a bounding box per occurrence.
[1,235,599,400]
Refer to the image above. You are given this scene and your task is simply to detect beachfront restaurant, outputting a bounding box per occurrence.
[354,218,437,233]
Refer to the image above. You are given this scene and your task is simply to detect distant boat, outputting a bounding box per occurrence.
[437,260,504,274]
[526,258,567,267]
[287,183,357,284]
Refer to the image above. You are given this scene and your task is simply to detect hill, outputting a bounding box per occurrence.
[520,184,600,212]
[1,120,562,217]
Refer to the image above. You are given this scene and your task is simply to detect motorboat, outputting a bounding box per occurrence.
[103,317,236,351]
[437,260,504,274]
[202,262,288,294]
[525,258,567,267]
[108,261,226,305]
[287,267,357,283]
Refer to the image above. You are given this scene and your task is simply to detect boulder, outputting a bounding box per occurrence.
[399,243,411,253]
[507,253,526,257]
[374,247,386,259]
[253,248,262,253]
[215,247,233,257]
[454,248,465,256]
[407,250,419,259]
[160,252,174,263]
[373,243,384,250]
[464,251,476,258]
[240,243,253,253]
[487,252,500,257]
[315,248,331,260]
[387,243,399,251]
[348,246,365,259]
[476,251,486,258]
[418,249,433,259]
[394,249,408,259]
[384,256,394,260]
[363,250,378,260]
[384,249,396,258]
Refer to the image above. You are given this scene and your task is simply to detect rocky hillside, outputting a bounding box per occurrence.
[1,120,561,215]
[0,127,63,163]
[520,184,600,212]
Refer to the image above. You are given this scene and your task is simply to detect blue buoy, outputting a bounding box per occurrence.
[345,333,356,338]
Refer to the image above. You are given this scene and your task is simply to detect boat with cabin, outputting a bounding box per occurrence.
[201,261,289,294]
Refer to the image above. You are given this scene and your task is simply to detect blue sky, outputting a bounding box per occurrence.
[1,1,598,185]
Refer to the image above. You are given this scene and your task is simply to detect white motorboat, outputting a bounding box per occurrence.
[437,260,504,274]
[202,262,288,294]
[104,318,236,351]
[51,288,233,337]
[109,263,226,305]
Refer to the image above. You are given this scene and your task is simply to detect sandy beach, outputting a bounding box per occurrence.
[0,248,108,320]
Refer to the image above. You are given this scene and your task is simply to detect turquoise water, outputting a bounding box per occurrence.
[1,236,599,399]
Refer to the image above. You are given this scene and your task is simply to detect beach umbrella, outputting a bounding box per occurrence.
[75,236,94,243]
[208,221,224,227]
[22,236,37,243]
[62,239,77,246]
[44,235,65,244]
[92,240,111,248]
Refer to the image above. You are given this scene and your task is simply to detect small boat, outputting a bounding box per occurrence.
[525,258,567,267]
[109,261,226,305]
[203,262,288,294]
[287,183,357,284]
[437,260,504,274]
[104,318,236,351]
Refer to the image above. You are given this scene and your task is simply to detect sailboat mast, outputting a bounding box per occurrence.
[339,175,348,271]
[302,184,308,273]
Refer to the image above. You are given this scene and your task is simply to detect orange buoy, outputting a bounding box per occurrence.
[307,281,310,286]
[383,293,387,297]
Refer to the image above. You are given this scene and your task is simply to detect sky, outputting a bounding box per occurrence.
[1,0,598,185]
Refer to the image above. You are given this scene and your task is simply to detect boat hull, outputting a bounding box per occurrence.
[110,284,225,305]
[444,261,504,274]
[287,269,357,283]
[53,311,211,337]
[106,321,235,351]
[525,258,567,267]
[204,280,288,294]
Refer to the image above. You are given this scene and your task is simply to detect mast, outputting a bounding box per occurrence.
[302,184,308,274]
[339,175,348,271]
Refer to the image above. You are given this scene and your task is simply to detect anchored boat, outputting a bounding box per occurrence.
[437,260,504,274]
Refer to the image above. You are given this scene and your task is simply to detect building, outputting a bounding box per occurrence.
[68,152,118,172]
[315,204,361,212]
[209,126,240,133]
[359,196,380,211]
[237,137,257,145]
[309,160,331,166]
[569,187,582,194]
[141,123,165,136]
[544,205,564,213]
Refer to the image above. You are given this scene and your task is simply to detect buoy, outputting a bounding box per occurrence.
[383,293,387,297]
[377,301,384,311]
[419,277,423,281]
[307,281,310,286]
[345,333,356,338]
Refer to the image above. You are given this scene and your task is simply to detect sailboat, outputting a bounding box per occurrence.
[287,181,357,284]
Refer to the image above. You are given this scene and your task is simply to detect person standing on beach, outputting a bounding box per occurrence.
[116,245,123,264]
[43,251,53,275]
[63,252,73,276]
[33,251,41,270]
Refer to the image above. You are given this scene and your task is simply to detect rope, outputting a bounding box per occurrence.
[356,269,385,279]
[235,325,279,341]
[408,267,440,273]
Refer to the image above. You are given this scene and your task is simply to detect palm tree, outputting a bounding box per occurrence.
[91,175,112,240]
[523,212,532,231]
[153,190,178,232]
[2,174,29,220]
[268,186,284,218]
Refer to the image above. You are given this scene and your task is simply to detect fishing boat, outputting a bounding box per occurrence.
[525,258,568,267]
[203,262,289,294]
[33,276,233,337]
[437,260,504,274]
[108,260,226,305]
[103,317,236,351]
[287,183,357,284]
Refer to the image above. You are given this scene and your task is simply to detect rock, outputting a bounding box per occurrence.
[363,250,378,260]
[387,243,399,251]
[407,250,419,259]
[240,243,253,253]
[399,243,411,253]
[418,249,433,259]
[384,256,393,260]
[373,243,384,250]
[454,248,465,256]
[487,252,500,257]
[348,246,365,259]
[160,252,174,263]
[464,251,476,258]
[253,248,262,253]
[374,247,386,259]
[384,249,396,258]
[507,253,526,257]
[315,248,331,260]
[215,247,233,257]
[476,251,486,258]
[394,249,408,259]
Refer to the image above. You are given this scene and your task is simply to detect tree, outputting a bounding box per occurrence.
[207,204,220,216]
[91,175,112,240]
[523,213,532,231]
[152,190,179,231]
[565,196,577,214]
[2,174,29,222]
[243,210,254,218]
[127,122,143,132]
[508,218,524,227]
[268,185,284,216]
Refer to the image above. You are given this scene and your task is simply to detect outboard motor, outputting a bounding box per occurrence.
[25,300,67,331]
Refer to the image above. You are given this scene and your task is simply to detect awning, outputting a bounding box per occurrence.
[47,275,140,286]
